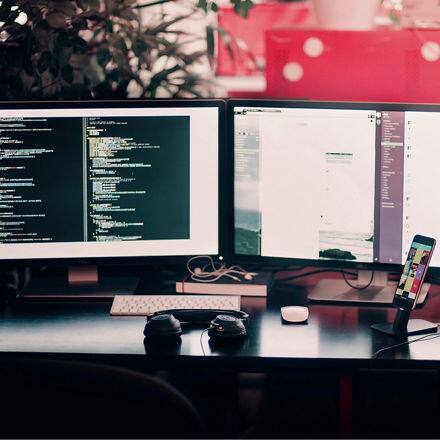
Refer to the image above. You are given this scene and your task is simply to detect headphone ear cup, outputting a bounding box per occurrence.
[208,315,247,341]
[144,314,182,339]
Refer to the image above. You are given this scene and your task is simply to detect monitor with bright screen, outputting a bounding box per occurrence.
[232,101,440,269]
[0,101,221,262]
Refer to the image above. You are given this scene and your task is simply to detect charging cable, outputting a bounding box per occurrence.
[372,330,440,358]
[186,255,258,283]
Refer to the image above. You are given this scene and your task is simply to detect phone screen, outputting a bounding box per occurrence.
[395,240,434,305]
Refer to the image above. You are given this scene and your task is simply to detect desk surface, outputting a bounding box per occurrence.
[2,284,440,370]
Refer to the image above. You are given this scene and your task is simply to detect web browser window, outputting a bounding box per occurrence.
[234,106,440,266]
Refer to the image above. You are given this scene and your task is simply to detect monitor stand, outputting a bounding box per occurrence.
[372,308,437,336]
[307,270,429,306]
[22,266,139,299]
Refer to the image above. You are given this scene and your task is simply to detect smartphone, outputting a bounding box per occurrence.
[393,234,436,310]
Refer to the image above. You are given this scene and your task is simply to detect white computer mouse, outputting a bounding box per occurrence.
[281,306,309,323]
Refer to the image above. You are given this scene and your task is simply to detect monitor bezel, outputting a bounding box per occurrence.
[227,98,440,272]
[0,99,226,268]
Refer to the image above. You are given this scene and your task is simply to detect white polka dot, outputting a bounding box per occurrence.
[421,42,440,62]
[255,55,265,69]
[303,37,324,58]
[283,62,304,82]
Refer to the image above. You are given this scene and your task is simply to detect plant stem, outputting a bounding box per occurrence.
[133,0,175,9]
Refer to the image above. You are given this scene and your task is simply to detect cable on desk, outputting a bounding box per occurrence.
[200,328,209,356]
[372,331,440,359]
[276,269,357,283]
[341,270,375,290]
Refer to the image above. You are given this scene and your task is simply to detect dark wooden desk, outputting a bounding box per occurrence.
[2,282,440,436]
[2,284,440,368]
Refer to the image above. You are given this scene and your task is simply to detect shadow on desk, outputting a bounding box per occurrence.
[0,355,204,438]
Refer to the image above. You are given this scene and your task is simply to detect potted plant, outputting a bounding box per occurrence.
[311,0,381,30]
[0,0,254,99]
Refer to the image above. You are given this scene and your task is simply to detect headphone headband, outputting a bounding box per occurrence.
[148,309,249,325]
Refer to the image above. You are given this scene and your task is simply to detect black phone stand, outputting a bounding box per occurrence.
[371,308,438,336]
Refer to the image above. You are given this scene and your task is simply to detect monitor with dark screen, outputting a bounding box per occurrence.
[0,100,222,264]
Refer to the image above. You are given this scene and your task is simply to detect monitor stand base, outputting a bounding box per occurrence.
[371,319,438,336]
[372,308,438,336]
[22,266,139,299]
[308,271,429,306]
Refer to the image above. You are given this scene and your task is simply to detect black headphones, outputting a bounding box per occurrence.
[144,309,249,342]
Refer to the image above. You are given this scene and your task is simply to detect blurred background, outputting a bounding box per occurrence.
[2,0,440,102]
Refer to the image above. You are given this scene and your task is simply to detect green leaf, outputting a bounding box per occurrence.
[119,7,137,21]
[147,64,181,91]
[4,46,23,70]
[46,11,67,28]
[72,16,88,30]
[0,2,14,22]
[106,69,119,82]
[56,30,71,47]
[37,51,51,73]
[61,64,74,83]
[114,37,128,52]
[23,30,34,76]
[72,36,88,52]
[206,25,214,61]
[197,0,208,12]
[56,2,77,17]
[5,9,20,25]
[81,10,103,20]
[97,47,111,66]
[49,56,60,77]
[180,50,206,65]
[231,0,254,18]
[1,23,26,41]
[217,25,236,65]
[69,53,85,69]
[133,37,149,57]
[58,46,74,65]
[83,55,105,86]
[149,14,193,34]
[77,0,100,10]
[105,20,113,32]
[49,66,59,77]
[210,2,218,12]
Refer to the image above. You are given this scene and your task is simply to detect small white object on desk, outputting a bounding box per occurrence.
[281,306,309,323]
[177,256,271,297]
[110,294,241,316]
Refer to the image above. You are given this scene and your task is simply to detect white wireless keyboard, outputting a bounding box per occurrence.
[110,295,241,316]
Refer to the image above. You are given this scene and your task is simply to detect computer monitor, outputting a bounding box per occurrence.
[0,99,224,295]
[228,99,440,304]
